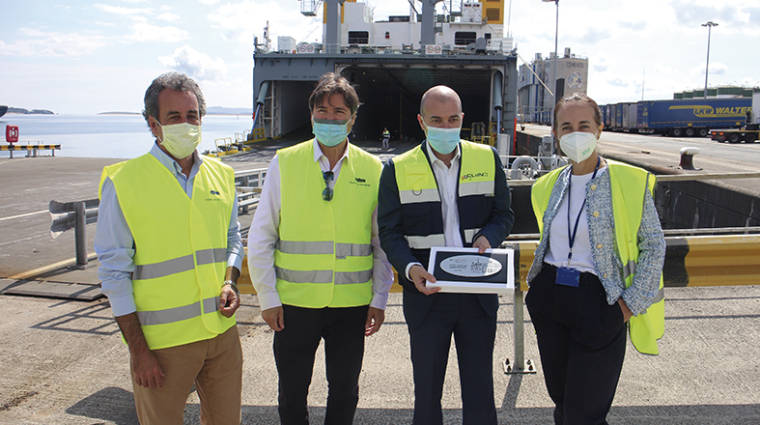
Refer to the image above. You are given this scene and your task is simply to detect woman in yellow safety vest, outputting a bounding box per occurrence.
[525,93,666,425]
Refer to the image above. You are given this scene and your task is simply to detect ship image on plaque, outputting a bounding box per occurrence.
[426,247,514,294]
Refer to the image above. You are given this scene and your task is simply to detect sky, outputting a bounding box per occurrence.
[1,0,758,114]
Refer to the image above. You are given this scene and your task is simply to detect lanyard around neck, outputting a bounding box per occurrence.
[566,156,600,263]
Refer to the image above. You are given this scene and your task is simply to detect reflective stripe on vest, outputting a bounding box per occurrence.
[623,260,635,280]
[274,140,381,308]
[133,248,227,280]
[459,179,494,197]
[101,153,236,350]
[274,267,373,285]
[399,188,439,204]
[404,234,445,249]
[276,240,371,258]
[530,160,664,355]
[403,227,483,249]
[138,297,218,326]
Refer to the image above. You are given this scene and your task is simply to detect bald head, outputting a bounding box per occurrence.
[419,85,462,117]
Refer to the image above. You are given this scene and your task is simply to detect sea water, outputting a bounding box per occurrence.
[0,114,253,159]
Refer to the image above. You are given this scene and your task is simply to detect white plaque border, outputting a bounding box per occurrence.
[426,247,514,294]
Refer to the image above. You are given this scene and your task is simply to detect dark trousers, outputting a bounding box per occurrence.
[273,304,368,425]
[406,293,498,425]
[525,263,627,425]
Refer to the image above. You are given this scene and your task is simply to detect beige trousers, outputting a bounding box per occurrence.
[131,325,243,425]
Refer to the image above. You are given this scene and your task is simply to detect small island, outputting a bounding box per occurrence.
[7,107,55,115]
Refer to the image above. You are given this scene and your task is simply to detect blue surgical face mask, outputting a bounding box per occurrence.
[423,120,461,154]
[312,119,349,147]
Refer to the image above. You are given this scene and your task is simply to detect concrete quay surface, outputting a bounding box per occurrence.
[1,287,759,425]
[1,141,759,424]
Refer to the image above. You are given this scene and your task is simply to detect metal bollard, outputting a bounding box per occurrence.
[504,285,537,374]
[679,147,700,170]
[503,244,537,375]
[74,201,88,267]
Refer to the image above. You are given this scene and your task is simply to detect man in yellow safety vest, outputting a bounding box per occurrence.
[95,72,244,425]
[247,72,393,424]
[377,85,514,424]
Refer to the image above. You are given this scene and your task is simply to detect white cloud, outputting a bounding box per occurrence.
[208,0,324,44]
[94,3,151,16]
[198,0,220,4]
[159,45,227,81]
[94,3,188,42]
[157,12,180,22]
[0,28,107,57]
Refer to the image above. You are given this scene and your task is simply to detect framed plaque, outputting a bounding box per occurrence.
[426,247,514,294]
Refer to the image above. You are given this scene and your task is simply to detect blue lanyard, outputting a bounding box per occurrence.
[566,157,600,263]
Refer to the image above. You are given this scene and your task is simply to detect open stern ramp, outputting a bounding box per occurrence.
[253,52,517,142]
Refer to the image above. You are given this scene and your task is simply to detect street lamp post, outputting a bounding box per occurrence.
[542,0,559,125]
[702,21,718,99]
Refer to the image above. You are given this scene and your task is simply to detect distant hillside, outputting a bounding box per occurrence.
[8,107,55,115]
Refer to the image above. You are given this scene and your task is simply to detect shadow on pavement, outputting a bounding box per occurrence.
[66,385,760,425]
[31,302,120,336]
[65,387,137,425]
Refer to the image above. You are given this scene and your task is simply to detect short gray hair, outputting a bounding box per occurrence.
[142,72,206,125]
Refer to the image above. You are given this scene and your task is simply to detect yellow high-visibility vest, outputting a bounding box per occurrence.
[99,153,236,350]
[275,140,382,308]
[531,159,665,355]
[393,140,495,249]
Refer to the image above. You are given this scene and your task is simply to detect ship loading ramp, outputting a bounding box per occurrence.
[252,53,518,145]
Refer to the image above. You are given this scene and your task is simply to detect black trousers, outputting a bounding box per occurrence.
[273,304,368,425]
[525,263,626,425]
[406,293,498,425]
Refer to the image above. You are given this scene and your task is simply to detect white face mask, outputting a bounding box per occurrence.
[559,131,597,163]
[157,122,201,159]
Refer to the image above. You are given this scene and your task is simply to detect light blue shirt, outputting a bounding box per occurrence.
[94,144,243,317]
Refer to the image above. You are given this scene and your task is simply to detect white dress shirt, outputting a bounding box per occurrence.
[247,139,394,311]
[545,167,607,274]
[404,142,463,279]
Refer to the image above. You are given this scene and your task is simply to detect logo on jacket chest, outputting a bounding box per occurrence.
[349,176,371,187]
[205,188,223,201]
[461,172,489,181]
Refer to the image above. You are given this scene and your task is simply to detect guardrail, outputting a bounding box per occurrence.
[49,199,99,267]
[235,168,266,215]
[1,143,61,158]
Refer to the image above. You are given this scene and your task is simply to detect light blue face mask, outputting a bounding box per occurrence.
[424,120,461,154]
[312,119,349,147]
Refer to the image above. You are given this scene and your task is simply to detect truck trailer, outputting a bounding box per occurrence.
[709,90,759,143]
[601,98,751,137]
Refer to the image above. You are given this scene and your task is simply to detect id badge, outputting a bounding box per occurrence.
[555,266,580,287]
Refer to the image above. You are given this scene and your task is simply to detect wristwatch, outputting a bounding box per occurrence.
[222,280,239,294]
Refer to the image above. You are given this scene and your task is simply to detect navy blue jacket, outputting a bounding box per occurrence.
[378,141,514,327]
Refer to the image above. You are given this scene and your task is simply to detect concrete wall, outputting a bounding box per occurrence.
[656,181,760,229]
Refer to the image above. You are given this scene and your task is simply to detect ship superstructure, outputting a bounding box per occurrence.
[253,0,517,149]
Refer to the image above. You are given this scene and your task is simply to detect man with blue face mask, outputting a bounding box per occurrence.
[248,72,393,425]
[377,85,514,425]
[94,72,244,424]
